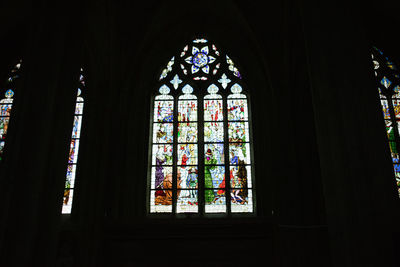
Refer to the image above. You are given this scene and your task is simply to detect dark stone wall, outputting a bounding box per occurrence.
[0,1,399,266]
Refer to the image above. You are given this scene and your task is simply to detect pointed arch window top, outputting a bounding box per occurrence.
[159,37,242,82]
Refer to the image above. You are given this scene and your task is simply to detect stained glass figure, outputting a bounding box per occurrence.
[0,60,22,161]
[371,47,400,197]
[62,69,85,214]
[227,83,253,213]
[150,37,254,215]
[150,84,175,213]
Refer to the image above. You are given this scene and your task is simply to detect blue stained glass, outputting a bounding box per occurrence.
[0,104,12,116]
[201,46,209,54]
[71,116,82,138]
[381,77,391,88]
[229,143,251,165]
[193,53,208,68]
[154,101,174,122]
[394,164,400,172]
[191,65,200,74]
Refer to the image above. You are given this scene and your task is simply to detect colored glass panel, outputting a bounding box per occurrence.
[231,190,253,213]
[227,99,248,121]
[392,153,399,163]
[229,143,251,165]
[0,104,12,116]
[228,122,249,142]
[204,99,223,121]
[204,143,224,164]
[154,100,174,122]
[150,190,173,213]
[204,166,225,190]
[204,122,224,142]
[392,99,400,118]
[153,123,174,143]
[177,190,198,213]
[68,139,80,164]
[230,165,252,188]
[75,101,84,115]
[151,166,173,189]
[0,141,4,156]
[65,164,77,188]
[71,116,83,139]
[179,166,198,189]
[177,166,198,213]
[0,117,10,139]
[177,144,198,165]
[380,99,391,119]
[62,189,74,214]
[62,73,85,214]
[205,189,226,213]
[178,100,197,122]
[152,144,173,166]
[178,123,198,143]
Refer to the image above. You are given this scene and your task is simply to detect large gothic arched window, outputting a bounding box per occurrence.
[371,47,400,196]
[148,38,254,215]
[62,68,85,214]
[0,60,22,161]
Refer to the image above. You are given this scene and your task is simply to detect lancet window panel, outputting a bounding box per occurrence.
[0,60,22,161]
[62,68,86,214]
[148,37,255,215]
[371,47,400,196]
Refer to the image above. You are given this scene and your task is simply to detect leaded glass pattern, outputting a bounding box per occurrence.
[149,37,254,215]
[62,69,85,214]
[371,47,400,196]
[0,60,22,161]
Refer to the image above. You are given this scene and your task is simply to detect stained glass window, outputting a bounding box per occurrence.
[150,38,254,215]
[371,47,400,196]
[0,60,22,161]
[62,68,85,214]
